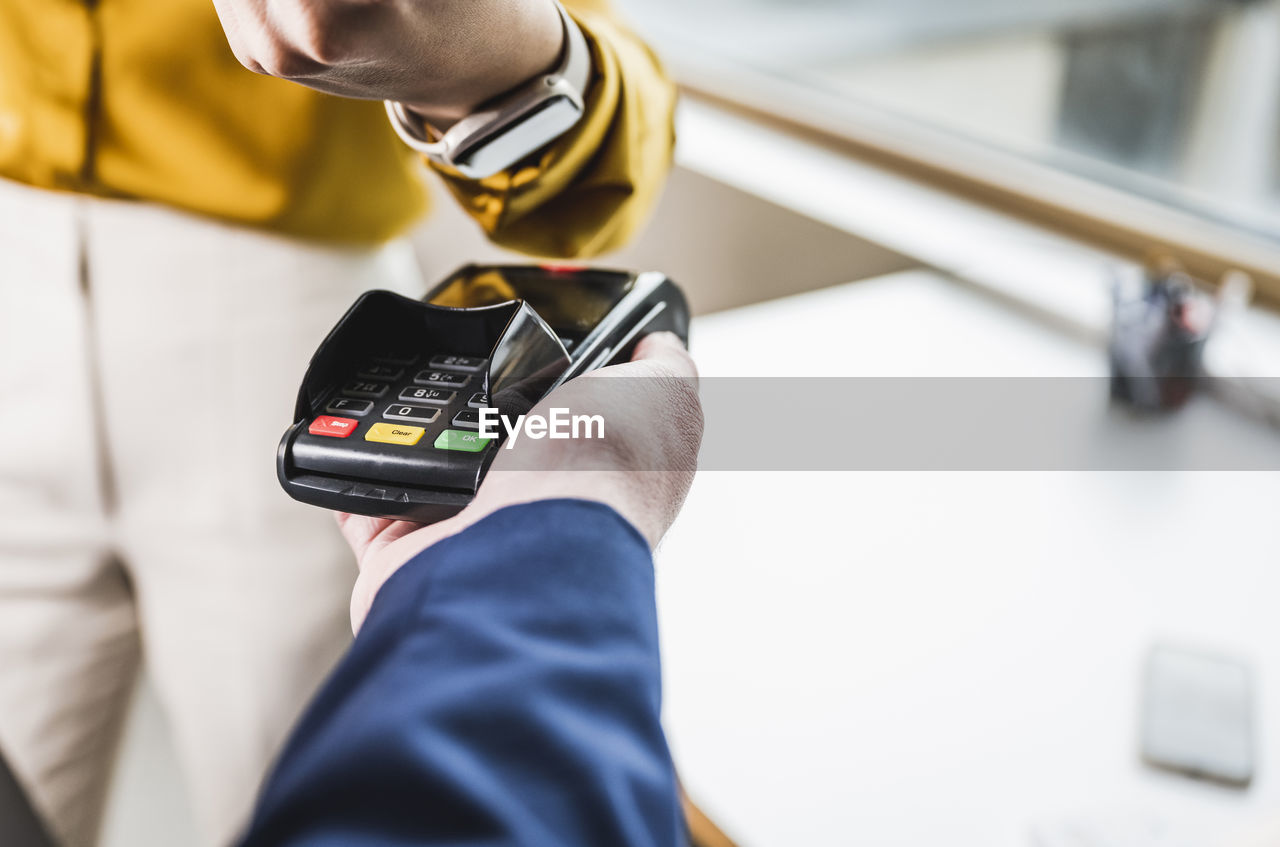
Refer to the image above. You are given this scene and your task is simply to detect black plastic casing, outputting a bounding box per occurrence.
[277,265,690,523]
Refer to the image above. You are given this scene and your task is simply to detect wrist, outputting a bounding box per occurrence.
[405,0,564,124]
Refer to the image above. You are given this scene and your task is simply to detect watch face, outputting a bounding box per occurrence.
[453,95,583,179]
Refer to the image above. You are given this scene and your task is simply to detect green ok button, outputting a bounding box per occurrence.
[434,429,492,452]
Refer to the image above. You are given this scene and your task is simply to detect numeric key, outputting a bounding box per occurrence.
[342,380,388,399]
[383,404,441,424]
[414,370,469,388]
[357,364,403,381]
[399,386,455,404]
[429,353,486,373]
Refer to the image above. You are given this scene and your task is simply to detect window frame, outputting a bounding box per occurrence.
[665,52,1280,307]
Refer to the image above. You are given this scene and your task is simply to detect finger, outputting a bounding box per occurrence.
[630,331,697,381]
[335,511,367,555]
[212,0,280,75]
[335,512,387,562]
[210,0,254,66]
[632,332,703,465]
[264,0,347,69]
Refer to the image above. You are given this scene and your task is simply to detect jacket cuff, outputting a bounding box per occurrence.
[360,498,653,637]
[425,7,677,258]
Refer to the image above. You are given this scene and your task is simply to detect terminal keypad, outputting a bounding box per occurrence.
[308,352,493,453]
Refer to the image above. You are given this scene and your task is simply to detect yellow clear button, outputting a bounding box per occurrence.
[364,422,425,446]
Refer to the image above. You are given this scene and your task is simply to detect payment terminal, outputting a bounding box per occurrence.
[277,264,690,523]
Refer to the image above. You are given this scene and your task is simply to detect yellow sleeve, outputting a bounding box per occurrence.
[427,0,677,259]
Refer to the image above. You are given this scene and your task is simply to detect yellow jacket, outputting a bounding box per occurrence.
[0,0,675,256]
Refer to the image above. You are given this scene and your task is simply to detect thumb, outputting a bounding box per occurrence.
[630,331,697,381]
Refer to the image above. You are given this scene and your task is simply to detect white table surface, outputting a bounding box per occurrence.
[657,270,1280,847]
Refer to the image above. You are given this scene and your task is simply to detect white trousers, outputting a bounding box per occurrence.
[0,179,423,847]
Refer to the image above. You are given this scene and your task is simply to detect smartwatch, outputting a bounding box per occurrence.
[385,1,592,180]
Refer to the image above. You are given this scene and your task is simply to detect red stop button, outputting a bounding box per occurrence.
[309,415,359,438]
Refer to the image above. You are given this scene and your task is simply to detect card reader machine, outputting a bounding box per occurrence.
[277,264,690,523]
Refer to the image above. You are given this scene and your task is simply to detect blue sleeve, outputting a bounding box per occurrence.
[238,499,684,847]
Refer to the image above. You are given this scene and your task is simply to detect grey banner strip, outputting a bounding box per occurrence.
[496,377,1280,471]
[695,378,1280,471]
